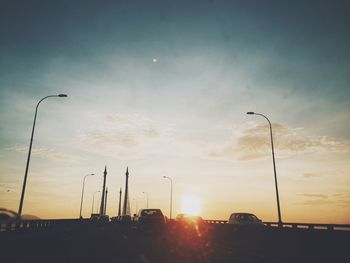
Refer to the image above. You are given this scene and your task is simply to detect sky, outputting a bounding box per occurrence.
[0,0,349,223]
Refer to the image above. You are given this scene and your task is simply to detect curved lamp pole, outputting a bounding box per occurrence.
[79,173,94,218]
[92,190,100,214]
[163,176,173,220]
[142,191,149,208]
[18,94,68,216]
[247,112,282,225]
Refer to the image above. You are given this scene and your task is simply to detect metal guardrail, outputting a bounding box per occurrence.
[264,221,350,231]
[0,219,89,233]
[1,218,349,233]
[204,220,350,231]
[205,220,228,224]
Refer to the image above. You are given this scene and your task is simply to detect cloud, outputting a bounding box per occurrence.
[296,199,334,206]
[294,192,350,207]
[303,172,323,178]
[9,145,80,162]
[297,193,328,199]
[77,113,174,157]
[210,123,350,161]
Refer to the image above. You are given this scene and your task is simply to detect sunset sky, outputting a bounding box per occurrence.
[0,0,349,223]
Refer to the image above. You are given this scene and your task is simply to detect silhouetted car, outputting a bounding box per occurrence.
[98,215,110,223]
[135,209,166,229]
[0,208,20,232]
[118,215,132,224]
[228,213,264,226]
[90,213,100,223]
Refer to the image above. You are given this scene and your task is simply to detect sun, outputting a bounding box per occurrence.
[181,194,202,216]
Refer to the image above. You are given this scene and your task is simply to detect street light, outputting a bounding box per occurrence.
[246,111,282,225]
[79,173,94,218]
[18,94,68,216]
[163,176,173,220]
[133,198,138,215]
[92,191,100,215]
[142,191,149,208]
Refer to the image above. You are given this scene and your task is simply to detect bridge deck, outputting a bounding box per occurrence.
[1,222,349,263]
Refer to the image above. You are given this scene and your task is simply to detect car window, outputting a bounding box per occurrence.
[251,215,258,221]
[141,209,162,216]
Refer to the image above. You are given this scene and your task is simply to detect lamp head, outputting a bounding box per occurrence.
[246,112,255,115]
[58,94,68,97]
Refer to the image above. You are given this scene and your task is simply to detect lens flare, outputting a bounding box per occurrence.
[181,194,201,216]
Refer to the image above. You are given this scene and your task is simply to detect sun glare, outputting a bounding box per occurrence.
[181,194,202,216]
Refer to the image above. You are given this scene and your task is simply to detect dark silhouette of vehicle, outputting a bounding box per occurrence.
[228,213,264,226]
[90,213,100,223]
[118,215,132,224]
[0,208,20,224]
[98,215,110,223]
[134,209,165,230]
[89,214,109,223]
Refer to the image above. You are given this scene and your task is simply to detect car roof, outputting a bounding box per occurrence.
[230,213,256,216]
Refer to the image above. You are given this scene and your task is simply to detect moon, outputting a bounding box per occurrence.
[152,58,157,63]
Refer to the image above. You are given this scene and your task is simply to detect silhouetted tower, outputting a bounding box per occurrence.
[122,167,130,215]
[118,188,122,216]
[104,187,108,215]
[99,166,107,215]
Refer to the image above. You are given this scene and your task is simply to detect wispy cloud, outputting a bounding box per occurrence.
[84,113,161,146]
[303,172,323,178]
[297,193,328,199]
[297,199,334,206]
[76,113,174,157]
[294,192,350,207]
[210,123,350,160]
[9,145,80,162]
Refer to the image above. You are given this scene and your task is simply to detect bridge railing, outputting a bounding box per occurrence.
[263,222,350,231]
[2,219,350,233]
[0,219,89,233]
[204,220,350,231]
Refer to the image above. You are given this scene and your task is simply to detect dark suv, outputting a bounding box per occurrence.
[135,209,166,229]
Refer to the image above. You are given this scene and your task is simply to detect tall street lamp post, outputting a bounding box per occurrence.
[247,112,282,225]
[79,173,94,218]
[18,94,68,216]
[142,191,149,208]
[163,176,173,220]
